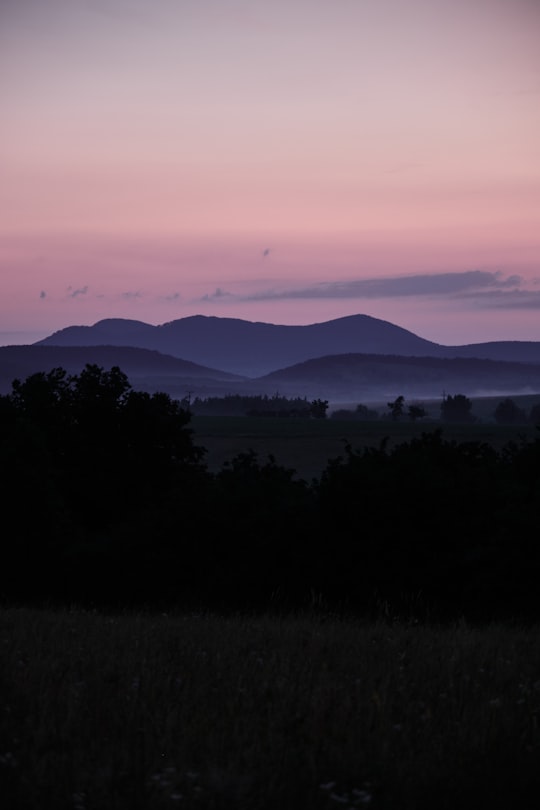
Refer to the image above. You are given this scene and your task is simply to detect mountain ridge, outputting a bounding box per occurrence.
[0,344,245,397]
[0,313,533,402]
[35,313,540,377]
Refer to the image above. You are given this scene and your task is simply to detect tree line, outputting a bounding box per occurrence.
[1,365,540,621]
[190,391,540,424]
[187,393,329,418]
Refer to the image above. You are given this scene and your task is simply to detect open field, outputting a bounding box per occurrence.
[191,395,540,480]
[2,607,540,810]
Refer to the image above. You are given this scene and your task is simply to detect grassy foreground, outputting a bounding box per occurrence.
[2,608,540,810]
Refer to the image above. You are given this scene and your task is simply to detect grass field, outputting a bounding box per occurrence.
[2,607,540,810]
[4,393,540,808]
[191,398,539,480]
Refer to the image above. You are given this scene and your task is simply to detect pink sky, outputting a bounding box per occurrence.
[1,0,539,346]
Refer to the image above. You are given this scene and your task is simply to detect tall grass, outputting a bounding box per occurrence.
[2,608,540,809]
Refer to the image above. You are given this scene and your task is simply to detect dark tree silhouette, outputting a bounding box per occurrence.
[331,403,379,421]
[355,403,379,420]
[4,363,540,620]
[493,398,527,425]
[2,364,206,524]
[440,394,475,423]
[310,399,329,419]
[387,395,405,421]
[408,403,427,421]
[528,402,540,426]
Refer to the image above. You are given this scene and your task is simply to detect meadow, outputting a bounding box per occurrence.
[3,377,540,808]
[191,392,540,481]
[2,607,540,810]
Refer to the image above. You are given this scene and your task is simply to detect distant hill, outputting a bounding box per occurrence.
[253,353,540,402]
[6,314,539,402]
[0,345,245,397]
[438,341,540,364]
[3,343,540,403]
[35,314,540,377]
[34,314,442,376]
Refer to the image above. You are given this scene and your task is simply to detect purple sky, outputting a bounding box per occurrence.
[1,0,539,346]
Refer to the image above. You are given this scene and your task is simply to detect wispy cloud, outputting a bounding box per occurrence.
[120,291,142,300]
[67,285,89,298]
[237,271,522,303]
[200,287,234,301]
[39,290,46,300]
[462,290,540,309]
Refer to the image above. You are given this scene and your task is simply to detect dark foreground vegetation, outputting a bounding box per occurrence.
[1,364,540,621]
[2,366,540,808]
[2,607,540,810]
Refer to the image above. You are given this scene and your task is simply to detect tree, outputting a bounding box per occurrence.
[529,403,540,426]
[355,403,379,420]
[387,395,405,421]
[408,403,427,421]
[2,364,207,527]
[440,394,474,423]
[493,398,527,425]
[310,399,329,419]
[330,403,379,421]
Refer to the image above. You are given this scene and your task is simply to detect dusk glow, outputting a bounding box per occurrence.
[1,0,539,346]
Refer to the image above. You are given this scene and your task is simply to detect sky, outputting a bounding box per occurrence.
[1,0,539,346]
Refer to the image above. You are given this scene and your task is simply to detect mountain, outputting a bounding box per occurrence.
[0,345,245,397]
[7,314,538,402]
[252,353,540,402]
[35,314,540,376]
[3,344,540,404]
[35,314,443,376]
[437,341,540,364]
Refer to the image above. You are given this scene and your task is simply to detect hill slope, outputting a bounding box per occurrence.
[253,353,540,401]
[36,314,540,376]
[0,345,245,396]
[35,314,443,376]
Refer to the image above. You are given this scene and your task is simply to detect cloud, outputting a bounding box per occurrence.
[241,271,522,302]
[200,287,233,301]
[462,290,540,309]
[39,290,46,300]
[68,285,88,298]
[120,291,142,300]
[163,292,182,302]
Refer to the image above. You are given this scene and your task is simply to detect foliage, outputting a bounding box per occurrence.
[331,403,379,421]
[0,365,207,603]
[440,393,475,423]
[387,394,405,421]
[407,403,427,421]
[529,402,540,425]
[3,608,540,810]
[190,393,311,416]
[309,398,329,419]
[2,366,540,621]
[493,398,527,424]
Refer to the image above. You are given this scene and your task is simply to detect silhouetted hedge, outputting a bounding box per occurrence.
[1,366,540,621]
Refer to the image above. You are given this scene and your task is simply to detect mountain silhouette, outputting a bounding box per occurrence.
[3,313,535,401]
[253,353,540,401]
[34,313,521,376]
[0,345,245,396]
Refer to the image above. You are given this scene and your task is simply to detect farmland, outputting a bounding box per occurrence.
[191,392,540,480]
